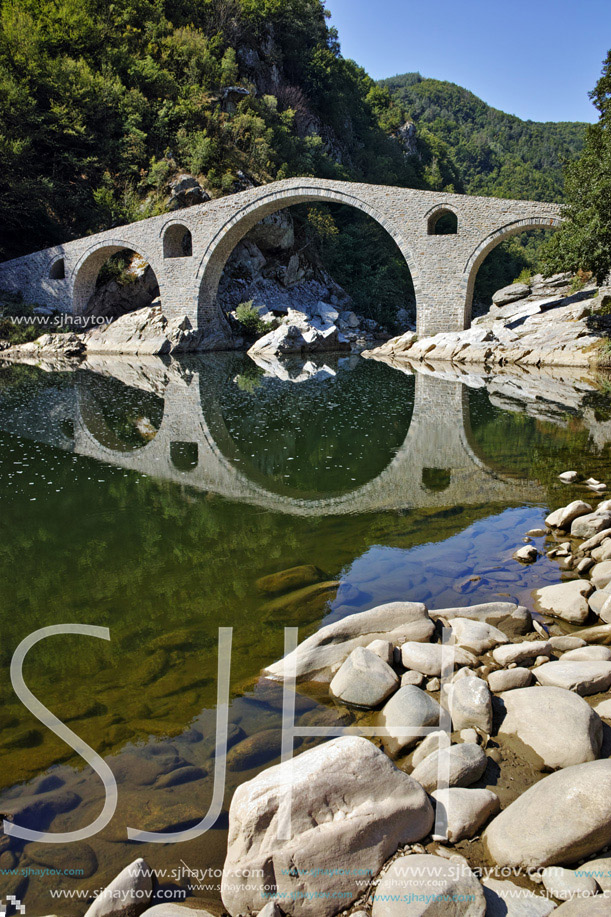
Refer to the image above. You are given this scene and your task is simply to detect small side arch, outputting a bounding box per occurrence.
[426,204,459,235]
[71,239,159,316]
[163,222,193,258]
[49,257,66,280]
[194,183,422,330]
[462,216,562,327]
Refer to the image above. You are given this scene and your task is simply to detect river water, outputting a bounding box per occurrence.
[0,353,610,913]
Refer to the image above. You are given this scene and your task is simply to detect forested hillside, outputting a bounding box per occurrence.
[380,73,586,202]
[0,0,460,262]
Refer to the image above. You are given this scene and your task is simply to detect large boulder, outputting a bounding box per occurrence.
[221,736,434,917]
[264,602,434,683]
[248,322,350,358]
[497,686,603,769]
[534,661,611,695]
[431,788,500,842]
[377,686,443,755]
[84,858,153,917]
[553,898,609,915]
[492,282,531,306]
[541,865,599,901]
[443,675,493,734]
[329,646,399,707]
[484,760,611,868]
[83,305,232,354]
[534,581,594,625]
[590,561,611,590]
[371,854,486,916]
[410,743,487,793]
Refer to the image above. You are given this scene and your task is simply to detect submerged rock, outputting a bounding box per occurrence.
[221,736,434,917]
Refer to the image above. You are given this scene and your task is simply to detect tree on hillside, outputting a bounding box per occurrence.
[542,51,611,284]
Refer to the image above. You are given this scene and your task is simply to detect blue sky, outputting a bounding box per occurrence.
[325,0,611,123]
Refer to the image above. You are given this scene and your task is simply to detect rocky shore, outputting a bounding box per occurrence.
[38,475,611,917]
[364,274,611,369]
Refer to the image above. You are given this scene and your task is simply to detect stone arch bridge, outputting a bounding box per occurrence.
[0,178,561,342]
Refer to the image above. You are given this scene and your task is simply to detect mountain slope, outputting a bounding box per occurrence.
[380,73,587,202]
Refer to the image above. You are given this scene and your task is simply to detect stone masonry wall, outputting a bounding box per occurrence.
[0,178,561,342]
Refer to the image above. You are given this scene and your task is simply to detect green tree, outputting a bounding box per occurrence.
[541,50,611,284]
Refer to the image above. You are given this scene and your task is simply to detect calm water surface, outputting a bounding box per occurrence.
[0,353,610,913]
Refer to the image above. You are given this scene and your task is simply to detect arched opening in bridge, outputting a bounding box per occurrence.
[199,188,419,335]
[427,209,458,235]
[170,441,199,471]
[77,373,164,453]
[49,258,65,280]
[464,218,561,326]
[73,245,160,321]
[163,224,193,259]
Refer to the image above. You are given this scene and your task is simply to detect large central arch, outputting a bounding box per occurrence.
[194,184,422,329]
[462,216,562,327]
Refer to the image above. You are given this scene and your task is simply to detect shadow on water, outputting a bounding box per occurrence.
[0,353,610,910]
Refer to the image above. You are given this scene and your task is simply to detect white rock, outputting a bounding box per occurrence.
[534,581,594,625]
[84,859,153,917]
[459,728,479,743]
[410,743,487,793]
[488,667,534,692]
[492,640,551,667]
[514,544,539,563]
[535,661,611,695]
[401,642,477,676]
[541,865,600,901]
[545,501,592,529]
[411,730,448,767]
[552,898,609,914]
[329,646,399,707]
[378,686,443,755]
[371,854,486,916]
[431,788,500,842]
[498,686,602,769]
[366,638,394,665]
[562,646,611,662]
[432,602,531,633]
[221,737,434,917]
[484,759,611,868]
[449,618,510,655]
[550,636,587,652]
[145,908,214,917]
[443,676,492,734]
[257,904,283,917]
[591,540,611,562]
[575,855,611,891]
[591,561,611,590]
[482,878,557,916]
[572,512,611,538]
[402,670,425,687]
[264,602,434,682]
[593,698,611,718]
[559,471,579,483]
[578,528,611,553]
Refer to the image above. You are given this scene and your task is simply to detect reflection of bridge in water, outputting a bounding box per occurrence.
[64,356,544,515]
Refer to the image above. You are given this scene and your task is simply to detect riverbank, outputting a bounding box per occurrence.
[364,274,611,369]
